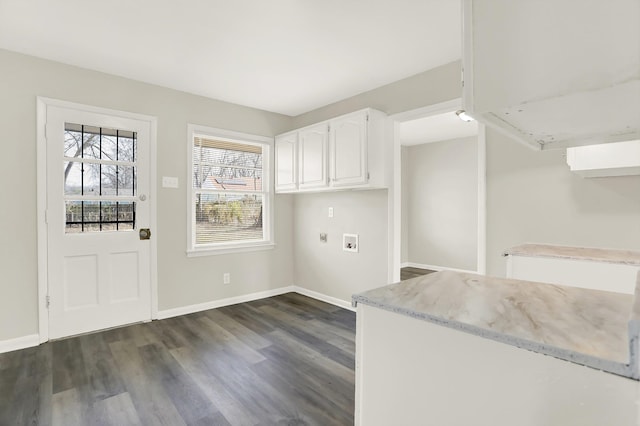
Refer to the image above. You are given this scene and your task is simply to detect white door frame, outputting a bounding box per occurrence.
[36,97,158,343]
[387,98,486,283]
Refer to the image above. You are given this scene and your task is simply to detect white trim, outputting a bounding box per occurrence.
[389,98,487,283]
[36,97,159,341]
[5,287,353,353]
[293,286,356,312]
[187,243,275,257]
[389,120,401,283]
[186,123,275,256]
[0,334,40,354]
[403,262,478,275]
[157,286,356,319]
[149,115,159,320]
[389,99,462,123]
[400,262,410,268]
[36,98,49,343]
[354,303,365,426]
[461,0,474,115]
[156,286,295,320]
[477,123,487,274]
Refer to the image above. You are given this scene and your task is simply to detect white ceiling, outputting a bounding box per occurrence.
[400,111,478,146]
[0,0,461,116]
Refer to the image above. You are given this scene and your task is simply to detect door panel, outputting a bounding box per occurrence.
[63,255,99,309]
[299,124,328,189]
[110,251,140,302]
[330,112,368,187]
[45,105,152,339]
[275,133,297,191]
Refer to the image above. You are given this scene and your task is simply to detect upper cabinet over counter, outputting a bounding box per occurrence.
[462,0,640,150]
[275,108,388,193]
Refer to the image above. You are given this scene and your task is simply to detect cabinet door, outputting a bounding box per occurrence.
[330,111,367,187]
[275,133,297,192]
[298,124,328,189]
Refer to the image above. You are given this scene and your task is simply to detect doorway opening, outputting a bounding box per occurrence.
[388,99,486,283]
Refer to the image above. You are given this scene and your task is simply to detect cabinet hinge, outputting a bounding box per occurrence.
[366,114,369,122]
[367,172,370,180]
[46,295,50,308]
[328,124,331,132]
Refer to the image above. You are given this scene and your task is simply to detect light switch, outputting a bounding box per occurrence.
[162,176,179,188]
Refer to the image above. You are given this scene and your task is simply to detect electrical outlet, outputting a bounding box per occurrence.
[223,273,231,284]
[320,233,327,242]
[328,207,334,218]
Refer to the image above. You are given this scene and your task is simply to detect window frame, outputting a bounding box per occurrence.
[186,124,274,256]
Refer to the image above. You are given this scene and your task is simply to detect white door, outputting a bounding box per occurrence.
[275,132,298,192]
[330,111,368,187]
[298,123,328,189]
[44,104,153,339]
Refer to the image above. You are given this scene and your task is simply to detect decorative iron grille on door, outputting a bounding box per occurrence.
[63,123,137,232]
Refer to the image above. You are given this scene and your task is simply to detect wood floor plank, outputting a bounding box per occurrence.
[51,338,88,394]
[258,304,355,370]
[217,304,277,335]
[170,345,259,426]
[109,340,187,426]
[52,389,84,426]
[197,315,267,365]
[251,357,349,426]
[91,392,142,426]
[0,355,23,425]
[193,341,302,425]
[0,293,356,425]
[138,342,220,424]
[203,308,272,350]
[79,333,126,402]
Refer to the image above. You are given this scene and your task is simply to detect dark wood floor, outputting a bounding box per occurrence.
[400,266,436,281]
[0,293,356,426]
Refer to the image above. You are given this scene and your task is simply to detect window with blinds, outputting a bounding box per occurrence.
[189,127,272,252]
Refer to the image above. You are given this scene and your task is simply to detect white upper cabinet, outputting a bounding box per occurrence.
[566,140,640,178]
[274,132,298,192]
[274,108,388,193]
[330,111,368,187]
[462,0,640,150]
[298,123,329,190]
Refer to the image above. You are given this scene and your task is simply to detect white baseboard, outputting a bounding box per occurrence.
[157,286,295,320]
[293,286,356,312]
[400,262,410,268]
[0,334,40,354]
[404,262,478,275]
[3,286,352,352]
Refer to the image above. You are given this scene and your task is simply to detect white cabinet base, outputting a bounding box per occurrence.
[356,305,639,426]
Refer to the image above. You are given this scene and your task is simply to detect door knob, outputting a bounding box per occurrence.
[139,194,147,201]
[139,228,151,240]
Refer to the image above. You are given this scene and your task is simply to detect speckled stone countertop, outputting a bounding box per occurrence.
[353,270,640,379]
[503,243,640,266]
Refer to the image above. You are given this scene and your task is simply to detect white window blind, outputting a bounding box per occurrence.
[190,130,271,251]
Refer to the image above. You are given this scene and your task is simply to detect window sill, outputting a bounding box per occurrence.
[186,242,275,257]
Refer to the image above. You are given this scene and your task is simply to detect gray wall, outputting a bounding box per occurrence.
[4,46,638,342]
[293,190,388,302]
[0,49,295,341]
[291,61,462,302]
[402,137,478,271]
[291,61,462,128]
[486,129,640,276]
